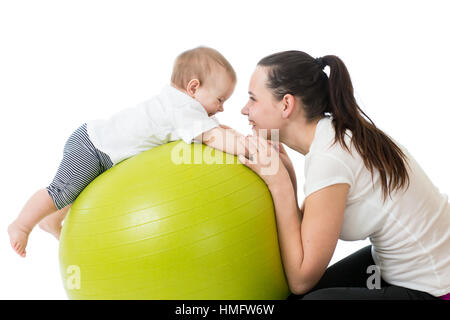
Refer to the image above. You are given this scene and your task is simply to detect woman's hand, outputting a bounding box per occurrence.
[238,135,291,189]
[268,141,293,173]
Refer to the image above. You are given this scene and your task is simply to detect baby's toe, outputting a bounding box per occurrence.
[14,242,24,256]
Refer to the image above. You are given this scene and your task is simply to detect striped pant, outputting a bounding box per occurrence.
[46,123,113,210]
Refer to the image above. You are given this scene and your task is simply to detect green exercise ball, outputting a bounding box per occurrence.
[59,141,289,299]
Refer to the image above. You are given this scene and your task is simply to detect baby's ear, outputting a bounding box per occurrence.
[186,79,200,97]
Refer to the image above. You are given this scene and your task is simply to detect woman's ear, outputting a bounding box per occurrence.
[186,79,200,98]
[281,94,296,119]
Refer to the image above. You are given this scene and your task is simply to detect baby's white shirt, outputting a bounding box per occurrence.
[86,85,220,165]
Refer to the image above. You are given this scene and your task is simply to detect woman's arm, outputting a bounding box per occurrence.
[239,135,349,295]
[270,184,349,294]
[268,141,302,219]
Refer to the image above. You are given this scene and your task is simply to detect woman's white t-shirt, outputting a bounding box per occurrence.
[86,85,220,165]
[304,116,450,297]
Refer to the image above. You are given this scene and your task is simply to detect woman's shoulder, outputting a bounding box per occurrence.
[309,116,354,158]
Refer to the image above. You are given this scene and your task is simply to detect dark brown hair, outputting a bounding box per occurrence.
[258,51,410,201]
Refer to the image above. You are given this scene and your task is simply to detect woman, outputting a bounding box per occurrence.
[238,51,449,300]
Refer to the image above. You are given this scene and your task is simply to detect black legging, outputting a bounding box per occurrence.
[287,245,438,300]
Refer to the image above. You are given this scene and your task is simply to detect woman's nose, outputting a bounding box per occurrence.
[241,104,249,115]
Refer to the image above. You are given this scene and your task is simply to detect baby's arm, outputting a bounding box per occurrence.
[194,125,249,158]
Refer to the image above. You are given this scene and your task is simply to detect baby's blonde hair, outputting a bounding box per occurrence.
[171,46,236,90]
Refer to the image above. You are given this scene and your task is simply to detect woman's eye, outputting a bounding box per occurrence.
[249,97,256,102]
[217,98,223,103]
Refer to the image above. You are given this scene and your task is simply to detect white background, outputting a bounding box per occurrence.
[1,0,449,299]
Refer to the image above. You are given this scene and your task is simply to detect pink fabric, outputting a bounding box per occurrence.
[440,293,450,300]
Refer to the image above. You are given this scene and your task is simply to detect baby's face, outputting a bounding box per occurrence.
[194,71,235,117]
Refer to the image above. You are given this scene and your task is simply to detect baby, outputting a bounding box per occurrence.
[8,46,248,257]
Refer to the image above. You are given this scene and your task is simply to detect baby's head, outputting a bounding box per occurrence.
[171,46,236,116]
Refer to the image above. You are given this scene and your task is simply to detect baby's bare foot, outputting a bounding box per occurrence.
[38,220,62,240]
[8,221,30,258]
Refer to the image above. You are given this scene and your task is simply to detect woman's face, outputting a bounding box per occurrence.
[241,66,284,136]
